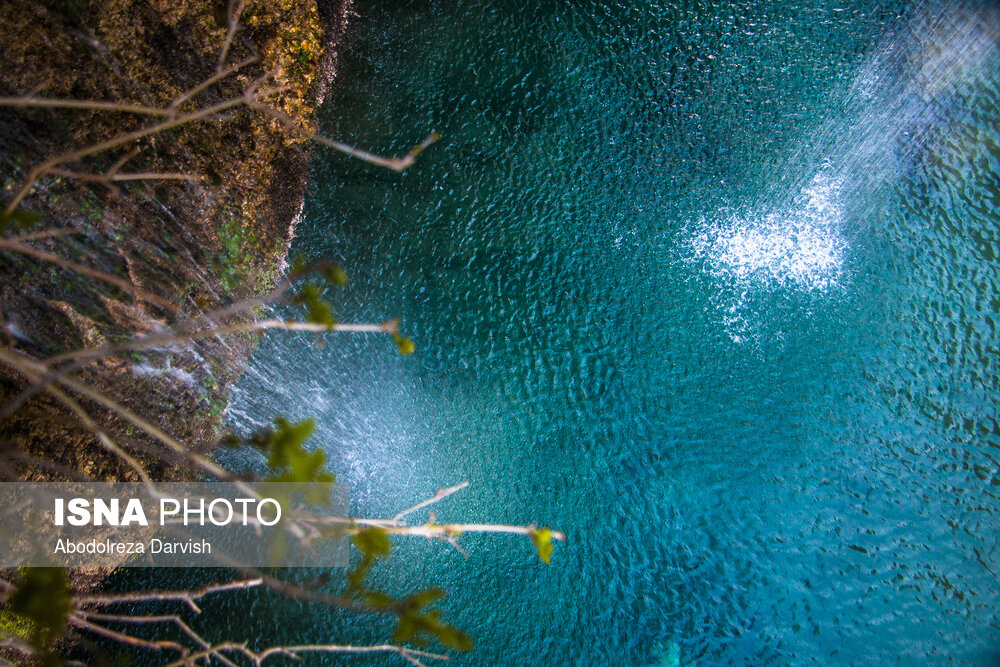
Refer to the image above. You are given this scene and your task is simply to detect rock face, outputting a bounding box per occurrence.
[0,0,352,482]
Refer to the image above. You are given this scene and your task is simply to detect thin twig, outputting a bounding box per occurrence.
[0,238,179,312]
[75,578,263,612]
[0,96,169,117]
[380,522,567,543]
[160,641,449,667]
[1,228,83,242]
[4,449,94,481]
[48,168,206,183]
[48,317,400,364]
[2,273,295,415]
[68,616,187,654]
[250,101,440,172]
[0,348,318,538]
[0,357,90,422]
[171,56,257,115]
[226,564,362,610]
[181,273,294,330]
[3,59,434,213]
[0,349,154,483]
[4,95,250,214]
[104,146,141,177]
[394,481,469,521]
[1,271,293,421]
[73,610,240,667]
[1,314,393,421]
[0,352,564,554]
[216,0,249,74]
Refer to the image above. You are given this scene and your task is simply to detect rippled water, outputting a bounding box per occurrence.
[219,0,1000,664]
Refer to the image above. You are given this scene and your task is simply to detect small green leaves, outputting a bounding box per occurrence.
[321,263,348,287]
[0,207,42,235]
[289,257,348,287]
[262,417,314,468]
[293,282,337,327]
[348,527,391,590]
[353,526,392,560]
[9,567,72,663]
[530,527,555,564]
[393,595,473,651]
[393,332,415,356]
[249,417,334,485]
[348,528,472,651]
[306,298,335,327]
[407,587,446,608]
[290,254,309,277]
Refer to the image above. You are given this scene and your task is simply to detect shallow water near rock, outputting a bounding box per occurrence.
[217,0,999,664]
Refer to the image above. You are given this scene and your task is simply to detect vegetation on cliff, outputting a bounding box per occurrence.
[0,0,337,480]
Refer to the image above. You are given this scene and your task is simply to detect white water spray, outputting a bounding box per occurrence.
[687,3,999,342]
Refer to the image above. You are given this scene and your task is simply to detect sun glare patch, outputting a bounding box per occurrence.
[691,176,847,293]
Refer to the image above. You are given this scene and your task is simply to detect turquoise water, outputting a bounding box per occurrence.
[220,0,1000,664]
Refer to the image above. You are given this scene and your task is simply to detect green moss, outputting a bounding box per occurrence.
[216,207,261,293]
[0,607,35,642]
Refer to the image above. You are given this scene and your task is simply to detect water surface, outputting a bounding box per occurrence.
[224,1,1000,663]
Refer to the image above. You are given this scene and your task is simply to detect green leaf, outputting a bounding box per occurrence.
[9,567,71,655]
[362,590,394,609]
[349,527,391,593]
[265,418,316,470]
[408,587,446,609]
[353,527,391,560]
[290,254,308,276]
[306,298,336,327]
[293,282,337,327]
[0,208,42,235]
[530,527,554,564]
[321,263,348,287]
[393,607,473,651]
[345,535,472,652]
[293,282,320,303]
[393,333,416,356]
[250,417,335,486]
[432,621,474,651]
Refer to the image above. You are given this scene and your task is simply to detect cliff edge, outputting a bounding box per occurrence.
[0,0,351,482]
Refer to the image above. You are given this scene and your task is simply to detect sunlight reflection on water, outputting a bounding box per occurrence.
[690,176,845,292]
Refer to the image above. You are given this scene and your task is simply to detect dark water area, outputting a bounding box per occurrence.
[141,0,1000,664]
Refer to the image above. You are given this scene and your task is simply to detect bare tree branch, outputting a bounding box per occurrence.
[68,616,187,655]
[0,347,155,483]
[3,94,250,215]
[0,228,84,243]
[3,447,94,481]
[160,642,449,667]
[49,317,400,365]
[250,100,441,172]
[75,611,243,667]
[48,168,206,183]
[0,238,180,312]
[393,481,469,521]
[216,0,249,74]
[75,578,263,612]
[0,96,170,117]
